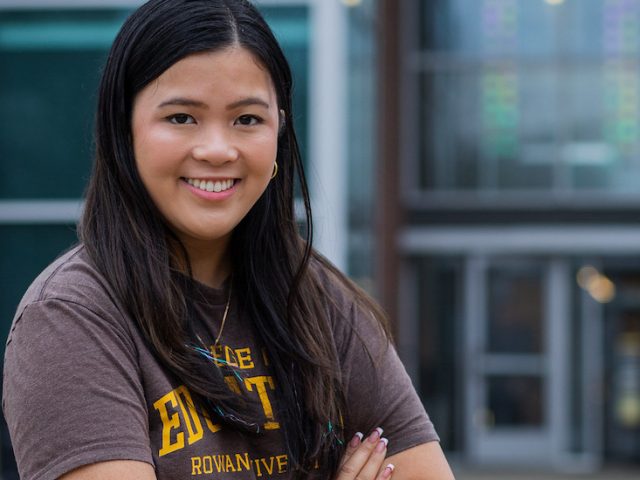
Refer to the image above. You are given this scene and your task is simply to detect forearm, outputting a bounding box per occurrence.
[386,441,455,480]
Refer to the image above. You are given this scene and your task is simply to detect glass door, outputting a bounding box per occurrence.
[464,256,570,464]
[603,269,640,463]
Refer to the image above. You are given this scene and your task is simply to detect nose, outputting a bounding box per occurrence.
[191,126,239,165]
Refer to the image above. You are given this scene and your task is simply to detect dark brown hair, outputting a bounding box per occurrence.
[80,0,387,477]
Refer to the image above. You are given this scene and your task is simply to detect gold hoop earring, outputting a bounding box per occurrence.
[271,162,278,179]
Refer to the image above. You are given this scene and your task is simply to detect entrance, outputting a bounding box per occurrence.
[464,256,571,465]
[603,269,640,464]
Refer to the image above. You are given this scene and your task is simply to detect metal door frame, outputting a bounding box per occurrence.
[463,255,571,465]
[396,226,626,469]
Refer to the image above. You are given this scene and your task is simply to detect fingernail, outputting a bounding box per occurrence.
[382,463,395,478]
[376,437,389,452]
[349,432,363,447]
[368,426,383,443]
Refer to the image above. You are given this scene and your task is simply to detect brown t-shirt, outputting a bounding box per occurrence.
[3,245,438,480]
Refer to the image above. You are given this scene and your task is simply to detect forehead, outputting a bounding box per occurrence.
[137,46,277,105]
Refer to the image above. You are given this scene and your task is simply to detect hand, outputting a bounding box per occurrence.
[334,427,395,480]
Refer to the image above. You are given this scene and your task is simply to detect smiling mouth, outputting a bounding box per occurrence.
[182,177,237,193]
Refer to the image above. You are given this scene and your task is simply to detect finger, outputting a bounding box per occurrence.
[335,428,385,480]
[340,432,364,467]
[355,436,388,479]
[377,463,395,479]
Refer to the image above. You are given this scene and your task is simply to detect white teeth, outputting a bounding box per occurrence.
[185,178,235,193]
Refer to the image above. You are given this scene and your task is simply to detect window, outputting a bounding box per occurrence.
[411,0,640,197]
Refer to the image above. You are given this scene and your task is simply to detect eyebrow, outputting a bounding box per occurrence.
[157,97,208,109]
[157,96,270,110]
[226,97,270,110]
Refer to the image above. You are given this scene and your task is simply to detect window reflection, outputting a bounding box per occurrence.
[487,375,544,427]
[415,0,640,195]
[488,265,544,354]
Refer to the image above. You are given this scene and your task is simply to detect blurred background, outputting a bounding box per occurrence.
[1,0,640,478]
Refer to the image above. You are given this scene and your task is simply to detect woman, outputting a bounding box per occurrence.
[3,1,454,479]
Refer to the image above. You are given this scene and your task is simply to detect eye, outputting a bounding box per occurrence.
[235,114,262,126]
[168,113,196,125]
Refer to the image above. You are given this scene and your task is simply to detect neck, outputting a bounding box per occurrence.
[176,236,232,288]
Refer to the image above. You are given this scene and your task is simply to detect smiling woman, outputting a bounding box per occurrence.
[131,48,279,286]
[1,1,453,480]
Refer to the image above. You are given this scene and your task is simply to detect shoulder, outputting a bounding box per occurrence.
[307,254,352,307]
[3,246,153,480]
[307,252,390,348]
[7,244,129,347]
[307,253,362,326]
[308,252,383,312]
[17,244,111,306]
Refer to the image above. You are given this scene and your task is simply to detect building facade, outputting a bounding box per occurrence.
[378,0,640,471]
[5,0,639,476]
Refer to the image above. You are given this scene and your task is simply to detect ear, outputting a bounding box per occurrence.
[278,109,286,136]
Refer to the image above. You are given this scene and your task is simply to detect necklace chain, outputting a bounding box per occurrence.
[214,279,232,347]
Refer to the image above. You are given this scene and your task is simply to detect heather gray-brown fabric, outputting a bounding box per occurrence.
[3,245,438,480]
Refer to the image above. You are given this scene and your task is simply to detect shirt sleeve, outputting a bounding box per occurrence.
[2,298,154,480]
[338,301,440,457]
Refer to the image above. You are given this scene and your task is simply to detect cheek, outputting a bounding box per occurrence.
[131,120,152,175]
[253,134,279,170]
[131,111,175,170]
[132,142,153,184]
[133,131,179,180]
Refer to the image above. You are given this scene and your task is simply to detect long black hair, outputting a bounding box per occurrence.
[80,0,387,477]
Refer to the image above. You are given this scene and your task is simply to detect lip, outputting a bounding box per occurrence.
[181,177,239,200]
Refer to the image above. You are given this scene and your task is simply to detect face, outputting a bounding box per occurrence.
[131,46,279,259]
